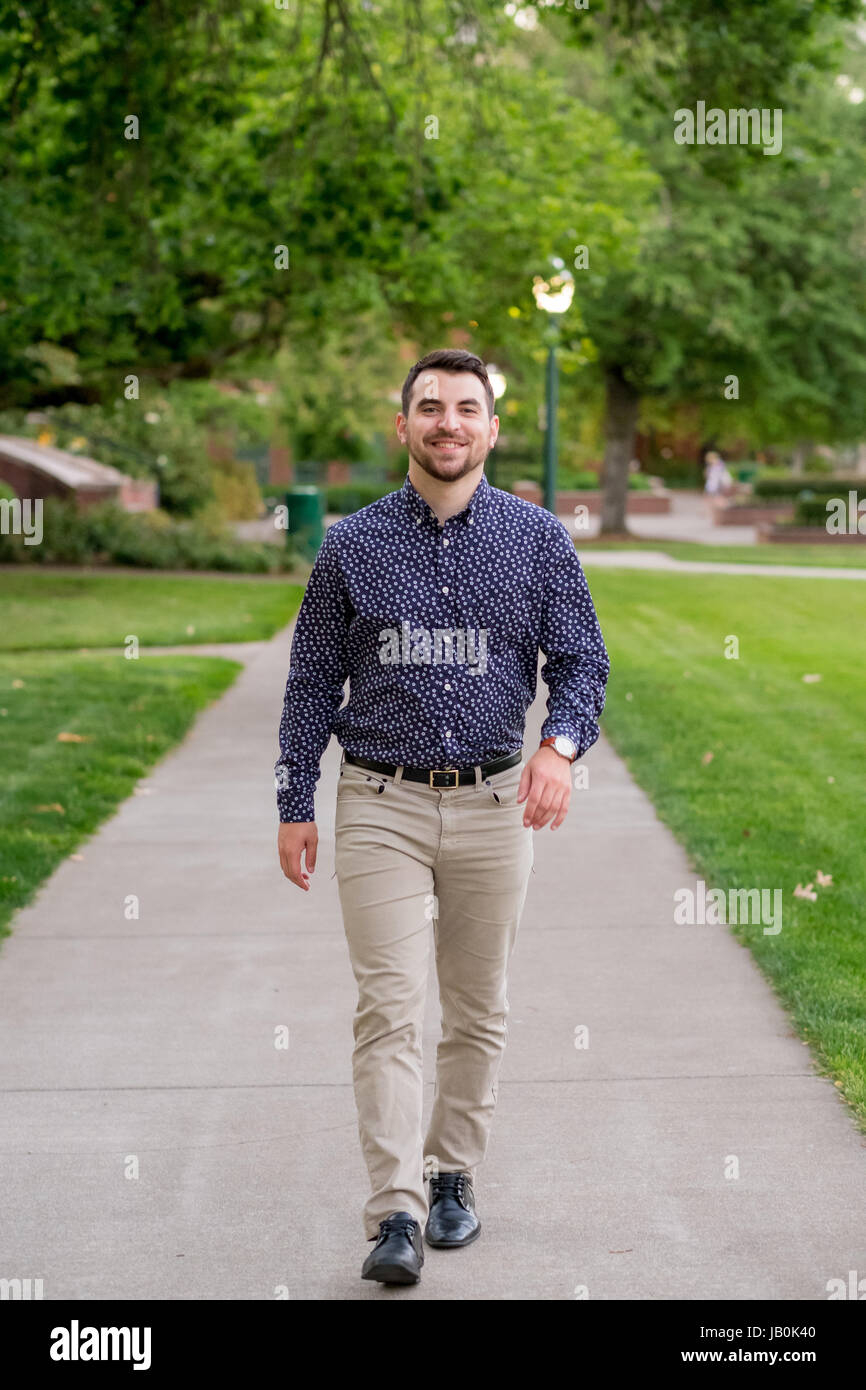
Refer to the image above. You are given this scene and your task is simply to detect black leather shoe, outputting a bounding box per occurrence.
[424,1172,481,1247]
[361,1212,424,1284]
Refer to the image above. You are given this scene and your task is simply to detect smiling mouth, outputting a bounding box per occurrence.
[431,440,468,450]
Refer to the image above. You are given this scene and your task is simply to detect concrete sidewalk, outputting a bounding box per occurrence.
[1,624,864,1301]
[578,549,866,581]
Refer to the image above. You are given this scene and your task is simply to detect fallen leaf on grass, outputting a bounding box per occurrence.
[57,732,91,743]
[34,803,65,814]
[793,883,817,902]
[816,870,833,887]
[11,679,24,689]
[701,751,714,765]
[802,673,822,683]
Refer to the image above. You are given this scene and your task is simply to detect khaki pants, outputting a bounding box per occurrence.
[334,753,534,1239]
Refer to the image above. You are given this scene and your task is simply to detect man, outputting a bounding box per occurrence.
[276,348,609,1285]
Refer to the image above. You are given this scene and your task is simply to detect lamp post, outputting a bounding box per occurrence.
[532,260,574,513]
[485,363,507,489]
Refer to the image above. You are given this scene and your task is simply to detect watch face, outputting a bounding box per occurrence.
[554,736,576,760]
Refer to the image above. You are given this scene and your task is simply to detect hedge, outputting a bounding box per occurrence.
[0,499,294,572]
[794,490,866,526]
[752,473,862,499]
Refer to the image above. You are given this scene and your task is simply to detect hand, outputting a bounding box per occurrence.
[517,746,572,830]
[278,821,318,890]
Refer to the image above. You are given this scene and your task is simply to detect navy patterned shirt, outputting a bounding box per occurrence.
[275,471,609,822]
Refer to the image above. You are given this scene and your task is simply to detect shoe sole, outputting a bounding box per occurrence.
[361,1261,422,1284]
[424,1219,482,1249]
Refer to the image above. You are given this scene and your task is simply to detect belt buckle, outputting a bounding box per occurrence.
[429,767,459,788]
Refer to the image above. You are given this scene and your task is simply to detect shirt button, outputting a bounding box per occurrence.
[442,585,448,595]
[444,682,452,691]
[444,730,452,739]
[468,517,474,525]
[443,538,449,547]
[416,516,422,525]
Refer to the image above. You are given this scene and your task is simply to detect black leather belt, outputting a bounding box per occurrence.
[343,750,522,788]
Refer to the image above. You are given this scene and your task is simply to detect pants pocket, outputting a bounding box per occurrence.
[483,761,524,807]
[338,762,390,797]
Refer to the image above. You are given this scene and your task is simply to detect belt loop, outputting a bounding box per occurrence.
[474,763,482,787]
[393,764,404,786]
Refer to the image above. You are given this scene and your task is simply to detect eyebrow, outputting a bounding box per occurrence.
[415,398,482,407]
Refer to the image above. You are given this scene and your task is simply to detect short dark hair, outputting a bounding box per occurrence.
[401,349,495,420]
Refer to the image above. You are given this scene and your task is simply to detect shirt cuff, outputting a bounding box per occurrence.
[276,768,317,823]
[540,719,598,760]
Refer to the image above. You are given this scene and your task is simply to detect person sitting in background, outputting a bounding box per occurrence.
[704,450,733,496]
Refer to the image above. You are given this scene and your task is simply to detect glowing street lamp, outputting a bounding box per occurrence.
[484,364,507,488]
[486,364,507,400]
[532,259,574,512]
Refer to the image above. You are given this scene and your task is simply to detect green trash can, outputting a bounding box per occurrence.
[285,486,324,561]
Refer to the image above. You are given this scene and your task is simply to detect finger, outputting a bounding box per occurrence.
[522,783,542,825]
[550,793,570,830]
[306,834,318,874]
[525,785,554,829]
[537,790,567,830]
[516,766,530,804]
[287,847,310,890]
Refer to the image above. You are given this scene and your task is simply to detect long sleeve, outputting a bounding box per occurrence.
[538,517,610,758]
[275,526,352,822]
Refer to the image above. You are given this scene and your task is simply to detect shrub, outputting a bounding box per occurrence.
[794,490,866,527]
[209,460,265,520]
[0,499,293,571]
[645,454,701,485]
[325,482,392,514]
[531,469,653,492]
[753,473,861,499]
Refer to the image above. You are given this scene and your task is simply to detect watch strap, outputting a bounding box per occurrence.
[540,736,576,762]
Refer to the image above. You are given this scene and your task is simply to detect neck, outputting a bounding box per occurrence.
[407,460,485,525]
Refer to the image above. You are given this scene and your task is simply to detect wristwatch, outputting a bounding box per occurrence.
[540,735,577,762]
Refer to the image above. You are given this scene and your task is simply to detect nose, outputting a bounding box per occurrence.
[439,405,464,434]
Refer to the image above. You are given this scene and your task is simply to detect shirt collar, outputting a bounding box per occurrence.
[401,470,491,528]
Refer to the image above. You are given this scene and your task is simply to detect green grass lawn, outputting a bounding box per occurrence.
[0,571,304,941]
[580,539,866,568]
[589,570,866,1130]
[0,652,242,939]
[0,570,304,650]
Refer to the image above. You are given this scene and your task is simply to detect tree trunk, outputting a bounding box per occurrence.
[790,440,812,475]
[600,368,640,536]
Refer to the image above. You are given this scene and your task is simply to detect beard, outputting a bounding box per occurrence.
[408,431,490,482]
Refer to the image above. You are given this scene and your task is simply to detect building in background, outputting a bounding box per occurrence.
[0,436,157,512]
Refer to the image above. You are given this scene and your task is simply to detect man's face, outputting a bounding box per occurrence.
[396,370,498,482]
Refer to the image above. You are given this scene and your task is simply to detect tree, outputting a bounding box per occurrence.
[0,0,650,428]
[539,0,866,531]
